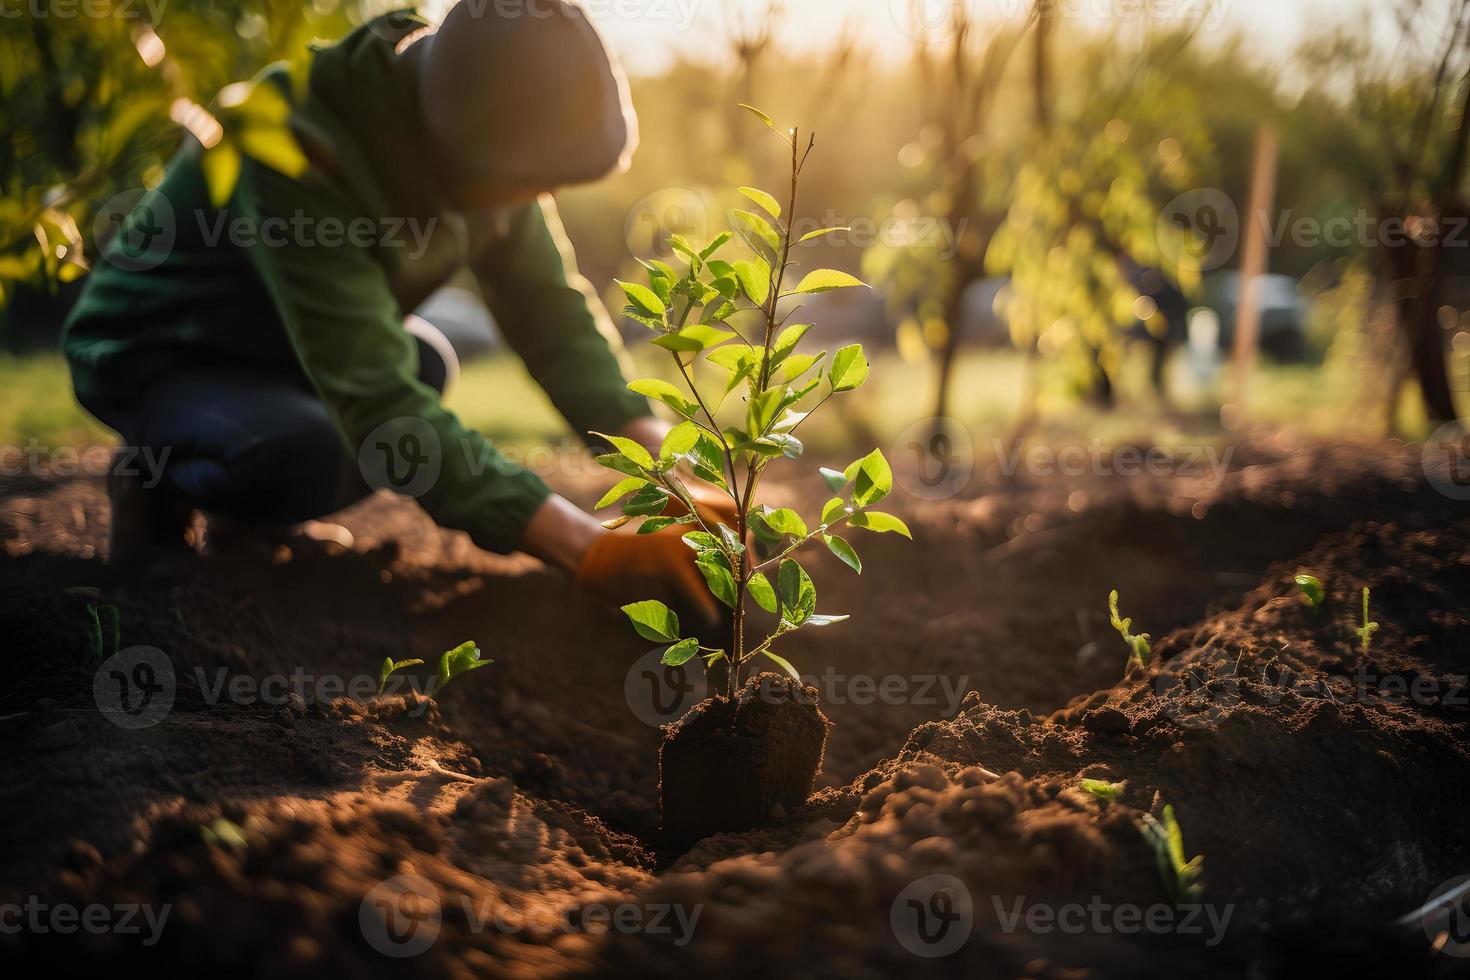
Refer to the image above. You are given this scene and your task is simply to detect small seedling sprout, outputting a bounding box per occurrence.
[84,602,120,662]
[1079,778,1125,801]
[378,657,425,697]
[1293,573,1324,611]
[1108,590,1152,668]
[604,105,908,695]
[1356,587,1379,654]
[1139,803,1204,903]
[435,641,491,694]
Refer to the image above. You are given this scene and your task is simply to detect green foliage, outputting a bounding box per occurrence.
[377,657,425,697]
[0,2,350,312]
[1079,778,1125,801]
[1356,587,1379,655]
[1139,804,1205,903]
[1294,573,1325,611]
[435,641,492,695]
[1108,589,1152,668]
[599,107,899,696]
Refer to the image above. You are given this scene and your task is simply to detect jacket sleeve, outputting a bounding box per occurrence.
[471,195,652,444]
[237,161,551,554]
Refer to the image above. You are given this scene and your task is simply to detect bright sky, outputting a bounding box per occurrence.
[567,0,1400,76]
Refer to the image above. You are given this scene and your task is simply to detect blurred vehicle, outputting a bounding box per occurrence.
[1202,272,1310,361]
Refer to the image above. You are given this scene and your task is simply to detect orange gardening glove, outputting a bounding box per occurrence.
[662,480,741,535]
[576,524,720,625]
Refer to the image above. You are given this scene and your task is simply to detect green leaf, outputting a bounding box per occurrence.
[202,144,242,208]
[777,352,823,384]
[668,234,702,267]
[805,614,850,627]
[844,448,892,507]
[596,477,650,510]
[699,231,733,259]
[738,103,776,130]
[821,496,849,525]
[629,378,698,418]
[797,226,850,244]
[762,650,803,682]
[1080,778,1125,801]
[717,522,746,555]
[617,280,666,316]
[849,511,911,538]
[747,572,778,613]
[596,453,646,479]
[621,600,680,643]
[733,258,772,306]
[661,637,700,667]
[590,432,654,470]
[823,533,861,573]
[763,507,808,538]
[738,186,782,219]
[639,257,677,282]
[828,344,870,392]
[776,558,817,625]
[771,323,811,363]
[661,420,702,459]
[1294,573,1324,610]
[652,325,737,353]
[689,434,729,490]
[696,552,739,608]
[730,208,782,256]
[623,485,671,517]
[681,530,722,552]
[637,515,695,534]
[819,467,849,492]
[789,269,867,295]
[601,514,632,529]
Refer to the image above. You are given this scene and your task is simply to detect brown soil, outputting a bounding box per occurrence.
[659,672,829,842]
[0,434,1466,977]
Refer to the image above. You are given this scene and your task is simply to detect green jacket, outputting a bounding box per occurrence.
[64,15,649,553]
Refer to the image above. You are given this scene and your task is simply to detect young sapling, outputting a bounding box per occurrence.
[1356,587,1379,654]
[1139,803,1205,903]
[1108,590,1152,669]
[600,105,909,695]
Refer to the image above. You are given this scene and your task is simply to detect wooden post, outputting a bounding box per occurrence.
[1229,125,1280,416]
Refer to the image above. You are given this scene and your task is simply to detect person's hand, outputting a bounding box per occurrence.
[662,480,740,533]
[575,523,719,625]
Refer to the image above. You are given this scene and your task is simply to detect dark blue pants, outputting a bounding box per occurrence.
[113,329,451,525]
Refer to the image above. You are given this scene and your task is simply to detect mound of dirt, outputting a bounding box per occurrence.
[659,672,829,842]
